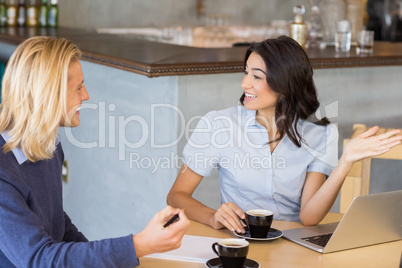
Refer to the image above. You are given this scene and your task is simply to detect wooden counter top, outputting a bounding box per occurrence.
[1,27,402,77]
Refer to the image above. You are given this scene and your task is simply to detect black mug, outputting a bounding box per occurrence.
[212,238,249,268]
[246,209,273,238]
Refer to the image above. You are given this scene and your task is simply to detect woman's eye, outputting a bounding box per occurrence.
[254,75,261,79]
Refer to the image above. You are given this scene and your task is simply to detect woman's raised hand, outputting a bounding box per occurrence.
[342,126,402,164]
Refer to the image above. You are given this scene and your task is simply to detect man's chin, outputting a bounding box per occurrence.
[59,120,80,128]
[70,121,80,127]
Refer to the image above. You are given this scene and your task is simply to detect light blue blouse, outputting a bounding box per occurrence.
[183,106,339,222]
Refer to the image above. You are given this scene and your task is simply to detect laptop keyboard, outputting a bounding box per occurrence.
[301,233,333,247]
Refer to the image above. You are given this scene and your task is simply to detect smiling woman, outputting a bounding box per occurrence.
[242,53,279,126]
[239,36,330,149]
[167,36,402,232]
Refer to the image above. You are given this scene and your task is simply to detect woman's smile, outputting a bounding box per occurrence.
[244,92,257,101]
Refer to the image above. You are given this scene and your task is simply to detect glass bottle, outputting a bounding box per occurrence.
[38,0,47,27]
[319,0,346,45]
[0,0,7,27]
[17,0,25,27]
[289,5,307,48]
[6,0,18,27]
[26,0,39,27]
[306,4,325,49]
[47,0,57,28]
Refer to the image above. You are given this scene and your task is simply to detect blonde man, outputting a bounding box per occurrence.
[0,36,189,267]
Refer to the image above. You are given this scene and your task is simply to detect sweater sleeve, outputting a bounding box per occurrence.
[0,178,139,268]
[62,212,88,242]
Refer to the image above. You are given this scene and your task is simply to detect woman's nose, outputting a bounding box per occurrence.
[241,75,251,89]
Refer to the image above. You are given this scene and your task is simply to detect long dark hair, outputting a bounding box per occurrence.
[240,36,329,147]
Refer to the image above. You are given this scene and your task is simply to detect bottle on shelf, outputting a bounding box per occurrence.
[319,0,346,45]
[306,4,325,49]
[6,0,18,27]
[26,0,39,27]
[17,0,25,27]
[39,0,47,27]
[289,5,307,48]
[47,0,58,28]
[0,0,7,27]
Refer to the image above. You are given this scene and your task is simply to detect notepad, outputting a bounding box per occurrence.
[147,235,220,263]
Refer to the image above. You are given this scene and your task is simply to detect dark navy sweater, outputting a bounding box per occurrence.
[0,135,139,267]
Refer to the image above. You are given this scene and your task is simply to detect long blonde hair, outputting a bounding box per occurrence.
[0,36,82,162]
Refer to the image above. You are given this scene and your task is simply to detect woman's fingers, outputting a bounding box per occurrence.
[370,140,401,156]
[359,126,379,139]
[365,129,402,151]
[343,126,402,164]
[215,202,245,233]
[375,129,401,141]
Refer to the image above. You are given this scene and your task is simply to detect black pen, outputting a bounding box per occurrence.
[162,209,183,229]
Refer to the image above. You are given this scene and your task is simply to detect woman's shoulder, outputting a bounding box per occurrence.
[297,120,338,134]
[297,120,339,148]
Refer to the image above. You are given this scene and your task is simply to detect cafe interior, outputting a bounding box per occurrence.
[0,0,401,267]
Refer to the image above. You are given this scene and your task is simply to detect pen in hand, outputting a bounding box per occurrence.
[162,209,183,230]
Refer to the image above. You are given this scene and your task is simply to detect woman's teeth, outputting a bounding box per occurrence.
[245,93,256,99]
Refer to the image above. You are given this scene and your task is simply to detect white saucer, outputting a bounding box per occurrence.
[233,228,283,241]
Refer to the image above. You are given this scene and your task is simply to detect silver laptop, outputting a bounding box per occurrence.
[283,190,402,253]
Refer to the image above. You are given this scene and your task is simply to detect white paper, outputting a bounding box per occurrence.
[147,235,220,263]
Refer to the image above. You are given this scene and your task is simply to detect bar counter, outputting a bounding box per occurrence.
[1,27,402,77]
